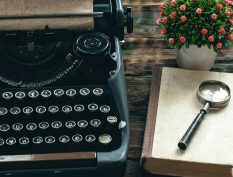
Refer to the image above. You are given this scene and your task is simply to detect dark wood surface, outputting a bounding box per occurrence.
[122,1,233,177]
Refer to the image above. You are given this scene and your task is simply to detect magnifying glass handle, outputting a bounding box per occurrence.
[178,103,210,150]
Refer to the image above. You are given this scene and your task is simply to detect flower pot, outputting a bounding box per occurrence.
[176,45,217,71]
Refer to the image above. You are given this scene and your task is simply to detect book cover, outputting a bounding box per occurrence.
[141,67,233,177]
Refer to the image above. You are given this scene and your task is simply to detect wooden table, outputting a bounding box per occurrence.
[123,1,233,177]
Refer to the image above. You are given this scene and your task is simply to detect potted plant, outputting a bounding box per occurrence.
[157,0,233,70]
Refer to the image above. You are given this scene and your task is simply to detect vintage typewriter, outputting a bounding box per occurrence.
[0,0,133,176]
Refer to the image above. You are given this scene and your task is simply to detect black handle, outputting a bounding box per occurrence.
[178,110,206,150]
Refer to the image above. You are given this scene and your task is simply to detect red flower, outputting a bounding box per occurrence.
[170,12,176,18]
[180,5,186,11]
[181,16,187,22]
[228,34,233,40]
[169,38,175,44]
[180,36,186,43]
[211,13,218,20]
[228,1,233,5]
[161,28,167,34]
[225,0,229,3]
[229,20,233,25]
[196,8,202,15]
[208,36,214,42]
[217,4,223,9]
[160,12,164,16]
[171,0,176,5]
[163,17,168,23]
[160,5,164,10]
[201,29,208,35]
[156,18,162,25]
[217,42,222,49]
[225,9,231,15]
[219,28,225,34]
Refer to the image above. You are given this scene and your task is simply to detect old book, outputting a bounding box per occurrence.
[141,67,233,177]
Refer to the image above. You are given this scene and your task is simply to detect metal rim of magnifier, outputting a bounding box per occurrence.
[197,80,231,108]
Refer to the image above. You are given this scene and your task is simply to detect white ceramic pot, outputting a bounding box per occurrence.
[176,45,217,71]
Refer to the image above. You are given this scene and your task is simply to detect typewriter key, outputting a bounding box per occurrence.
[45,136,55,144]
[72,134,83,143]
[0,124,10,132]
[54,89,64,97]
[90,119,101,128]
[79,88,90,96]
[15,91,26,99]
[66,89,76,97]
[85,135,96,143]
[6,137,16,146]
[10,107,21,115]
[0,138,4,146]
[32,136,43,144]
[99,134,112,145]
[48,106,59,113]
[0,107,8,116]
[2,92,13,99]
[28,90,39,98]
[77,120,88,128]
[107,116,118,124]
[51,121,62,129]
[88,103,98,112]
[12,123,23,131]
[41,90,52,98]
[93,88,103,96]
[62,105,72,113]
[100,105,111,114]
[74,104,85,112]
[39,122,49,130]
[19,137,29,145]
[36,106,46,114]
[23,106,33,115]
[59,135,70,144]
[65,121,76,129]
[26,123,37,131]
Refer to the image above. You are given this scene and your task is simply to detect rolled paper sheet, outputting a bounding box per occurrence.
[0,0,94,31]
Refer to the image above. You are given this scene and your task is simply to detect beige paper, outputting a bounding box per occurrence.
[152,67,233,166]
[0,0,94,30]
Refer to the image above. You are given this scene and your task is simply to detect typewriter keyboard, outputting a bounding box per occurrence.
[0,86,122,155]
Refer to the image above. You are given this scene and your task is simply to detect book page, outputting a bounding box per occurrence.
[152,67,233,166]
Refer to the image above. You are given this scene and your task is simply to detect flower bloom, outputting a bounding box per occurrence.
[156,18,162,25]
[160,5,164,10]
[229,20,233,25]
[225,0,229,3]
[196,8,202,14]
[217,42,222,49]
[201,29,208,35]
[161,28,167,34]
[181,16,187,22]
[163,17,168,23]
[211,13,217,20]
[227,1,233,5]
[170,12,176,18]
[228,34,233,40]
[225,9,231,15]
[180,36,186,43]
[219,28,225,34]
[160,12,164,16]
[169,38,175,44]
[171,0,176,5]
[217,4,223,9]
[208,36,214,42]
[180,5,186,11]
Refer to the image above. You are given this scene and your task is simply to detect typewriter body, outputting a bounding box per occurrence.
[0,0,133,176]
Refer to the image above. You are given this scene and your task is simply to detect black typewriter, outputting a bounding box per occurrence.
[0,0,133,176]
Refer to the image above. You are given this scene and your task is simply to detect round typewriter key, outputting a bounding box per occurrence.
[66,89,76,97]
[59,135,70,144]
[90,119,101,128]
[65,121,76,129]
[48,106,59,113]
[2,92,13,99]
[15,91,26,99]
[0,107,8,116]
[0,138,4,146]
[72,134,83,143]
[19,137,29,145]
[100,105,111,114]
[28,90,39,98]
[10,107,21,115]
[23,106,33,115]
[77,120,88,128]
[12,123,23,131]
[6,137,16,146]
[88,103,98,112]
[62,105,72,113]
[0,124,10,132]
[36,106,46,114]
[99,134,112,145]
[54,89,64,97]
[85,135,96,143]
[45,136,55,144]
[32,136,43,144]
[74,104,85,112]
[51,121,62,129]
[107,116,118,124]
[93,88,103,96]
[79,88,90,96]
[39,122,49,130]
[41,90,52,98]
[26,123,37,131]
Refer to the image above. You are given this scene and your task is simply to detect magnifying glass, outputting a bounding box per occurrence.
[178,80,231,150]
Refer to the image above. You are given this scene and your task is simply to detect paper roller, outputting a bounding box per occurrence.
[0,0,109,31]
